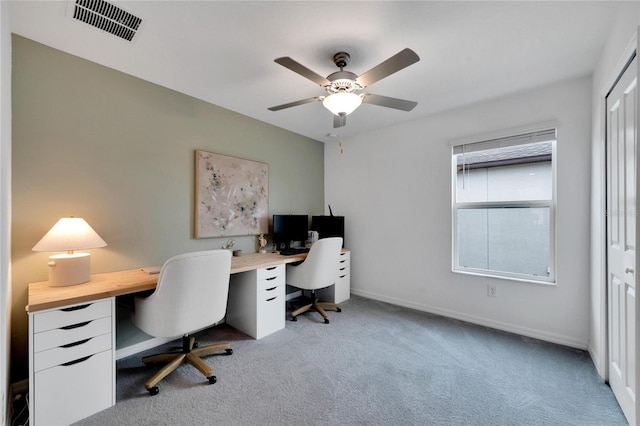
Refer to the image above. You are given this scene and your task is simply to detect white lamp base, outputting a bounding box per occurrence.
[47,253,92,287]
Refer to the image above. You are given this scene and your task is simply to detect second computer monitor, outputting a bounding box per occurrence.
[272,214,308,249]
[311,215,345,247]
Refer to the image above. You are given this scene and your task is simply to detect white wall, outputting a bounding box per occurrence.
[590,4,640,378]
[0,1,11,423]
[326,76,592,348]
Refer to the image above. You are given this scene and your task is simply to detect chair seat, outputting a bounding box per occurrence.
[285,237,344,324]
[131,250,233,395]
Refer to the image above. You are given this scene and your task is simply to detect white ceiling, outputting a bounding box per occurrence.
[9,1,623,142]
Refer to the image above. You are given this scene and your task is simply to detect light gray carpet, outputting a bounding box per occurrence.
[75,296,626,426]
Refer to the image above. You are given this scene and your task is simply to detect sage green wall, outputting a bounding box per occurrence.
[10,35,324,380]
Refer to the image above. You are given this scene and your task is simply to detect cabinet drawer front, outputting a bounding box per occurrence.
[338,264,350,275]
[339,251,351,262]
[34,316,112,353]
[35,332,112,372]
[256,264,284,280]
[33,299,112,333]
[256,288,285,338]
[258,284,284,302]
[34,349,113,426]
[257,274,284,291]
[336,273,351,287]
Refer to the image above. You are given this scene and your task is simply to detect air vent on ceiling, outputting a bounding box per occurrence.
[72,0,142,42]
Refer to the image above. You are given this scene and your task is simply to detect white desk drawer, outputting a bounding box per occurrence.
[338,264,350,275]
[35,332,112,372]
[33,299,112,333]
[257,287,285,337]
[258,274,284,291]
[258,283,284,301]
[34,349,113,426]
[256,264,284,280]
[34,316,112,353]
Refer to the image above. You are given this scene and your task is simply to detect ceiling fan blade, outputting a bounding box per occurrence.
[355,48,420,88]
[274,57,331,87]
[361,93,417,111]
[268,97,323,111]
[333,114,346,128]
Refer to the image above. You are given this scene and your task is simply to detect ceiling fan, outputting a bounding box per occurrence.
[268,48,420,128]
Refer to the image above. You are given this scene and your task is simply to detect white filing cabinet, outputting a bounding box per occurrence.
[226,264,286,339]
[317,249,351,304]
[29,298,115,426]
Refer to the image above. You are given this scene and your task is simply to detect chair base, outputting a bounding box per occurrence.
[142,335,232,395]
[289,292,341,323]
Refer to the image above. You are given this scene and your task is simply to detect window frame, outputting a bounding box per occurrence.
[450,124,557,284]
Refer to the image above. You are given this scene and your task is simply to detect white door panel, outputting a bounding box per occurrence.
[607,54,637,426]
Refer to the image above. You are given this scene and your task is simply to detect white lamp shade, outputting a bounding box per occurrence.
[322,92,362,116]
[33,217,107,252]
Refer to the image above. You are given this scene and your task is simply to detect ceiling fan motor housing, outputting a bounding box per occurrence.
[326,70,361,94]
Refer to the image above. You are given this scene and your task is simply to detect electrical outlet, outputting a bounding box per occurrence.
[487,285,497,297]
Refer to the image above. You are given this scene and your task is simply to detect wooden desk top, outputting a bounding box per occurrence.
[27,251,308,313]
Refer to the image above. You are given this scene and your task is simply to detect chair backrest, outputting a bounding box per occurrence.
[132,250,232,338]
[285,237,343,291]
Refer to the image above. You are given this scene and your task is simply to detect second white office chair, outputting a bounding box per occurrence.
[131,250,233,395]
[286,237,343,323]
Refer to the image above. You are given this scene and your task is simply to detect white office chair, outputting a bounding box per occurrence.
[131,250,233,395]
[286,237,343,323]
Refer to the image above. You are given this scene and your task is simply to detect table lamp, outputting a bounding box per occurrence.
[32,217,107,286]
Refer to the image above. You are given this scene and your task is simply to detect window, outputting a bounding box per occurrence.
[452,128,556,283]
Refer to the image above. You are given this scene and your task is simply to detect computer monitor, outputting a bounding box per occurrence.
[272,215,309,249]
[311,215,345,247]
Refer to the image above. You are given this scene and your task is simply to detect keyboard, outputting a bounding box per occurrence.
[279,247,310,256]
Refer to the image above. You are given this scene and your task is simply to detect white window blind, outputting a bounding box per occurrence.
[452,128,556,154]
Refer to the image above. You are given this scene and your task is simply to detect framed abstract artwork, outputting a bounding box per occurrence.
[195,150,269,238]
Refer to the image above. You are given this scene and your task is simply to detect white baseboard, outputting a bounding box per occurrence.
[350,289,588,350]
[589,344,607,381]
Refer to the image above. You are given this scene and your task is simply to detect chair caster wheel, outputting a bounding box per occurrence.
[208,376,217,384]
[148,386,159,396]
[337,307,342,312]
[324,318,330,324]
[225,348,233,355]
[291,316,297,321]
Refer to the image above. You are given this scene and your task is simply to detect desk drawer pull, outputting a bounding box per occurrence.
[339,267,346,271]
[266,286,277,291]
[61,354,93,367]
[61,304,91,312]
[266,266,277,270]
[339,275,347,279]
[60,321,91,330]
[61,338,91,349]
[266,276,277,281]
[266,296,278,302]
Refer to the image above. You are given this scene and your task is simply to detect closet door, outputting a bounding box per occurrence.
[606,54,637,426]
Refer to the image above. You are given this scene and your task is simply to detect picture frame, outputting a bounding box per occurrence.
[195,150,269,238]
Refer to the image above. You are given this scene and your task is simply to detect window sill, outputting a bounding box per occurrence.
[452,268,556,286]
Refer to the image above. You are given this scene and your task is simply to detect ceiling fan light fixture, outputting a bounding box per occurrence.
[322,92,362,116]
